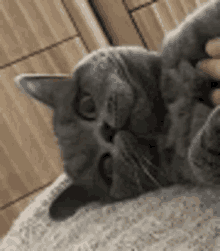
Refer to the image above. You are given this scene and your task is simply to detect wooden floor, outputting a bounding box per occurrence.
[0,0,209,238]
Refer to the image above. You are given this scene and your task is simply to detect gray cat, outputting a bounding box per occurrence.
[14,0,220,221]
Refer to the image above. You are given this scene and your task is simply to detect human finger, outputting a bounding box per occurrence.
[197,59,220,80]
[206,38,220,58]
[210,89,220,106]
[197,59,220,106]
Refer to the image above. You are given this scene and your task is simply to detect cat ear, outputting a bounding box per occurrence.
[14,74,70,108]
[49,184,105,221]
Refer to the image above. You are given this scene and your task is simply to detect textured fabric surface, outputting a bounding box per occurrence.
[1,173,220,251]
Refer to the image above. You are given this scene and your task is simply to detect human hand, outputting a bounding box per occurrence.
[197,38,220,106]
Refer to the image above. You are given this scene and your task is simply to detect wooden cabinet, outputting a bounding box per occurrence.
[0,0,209,238]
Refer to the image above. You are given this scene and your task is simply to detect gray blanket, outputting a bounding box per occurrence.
[1,173,220,250]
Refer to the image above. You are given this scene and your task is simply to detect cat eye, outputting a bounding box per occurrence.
[75,90,96,120]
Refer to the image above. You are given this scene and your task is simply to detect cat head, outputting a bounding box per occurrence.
[15,46,169,202]
[14,0,220,221]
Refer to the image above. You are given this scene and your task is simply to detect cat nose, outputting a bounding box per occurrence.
[100,122,117,143]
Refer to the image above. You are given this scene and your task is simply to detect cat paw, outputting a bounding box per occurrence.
[188,106,220,185]
[161,0,220,107]
[162,0,220,68]
[49,184,103,221]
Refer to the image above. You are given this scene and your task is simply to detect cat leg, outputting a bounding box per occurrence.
[160,1,220,176]
[188,106,220,185]
[162,0,220,69]
[161,0,220,106]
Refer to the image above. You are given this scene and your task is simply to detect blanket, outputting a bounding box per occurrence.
[1,173,220,250]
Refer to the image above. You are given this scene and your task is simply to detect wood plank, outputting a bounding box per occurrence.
[133,5,165,51]
[196,0,210,6]
[150,0,177,35]
[0,113,44,207]
[0,208,17,239]
[180,0,197,14]
[90,0,144,46]
[63,0,110,52]
[0,0,77,67]
[164,0,188,24]
[125,0,152,11]
[121,0,199,13]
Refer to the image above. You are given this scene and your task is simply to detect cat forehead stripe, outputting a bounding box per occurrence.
[75,48,112,70]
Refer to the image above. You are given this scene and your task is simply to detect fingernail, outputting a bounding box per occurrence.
[206,38,220,57]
